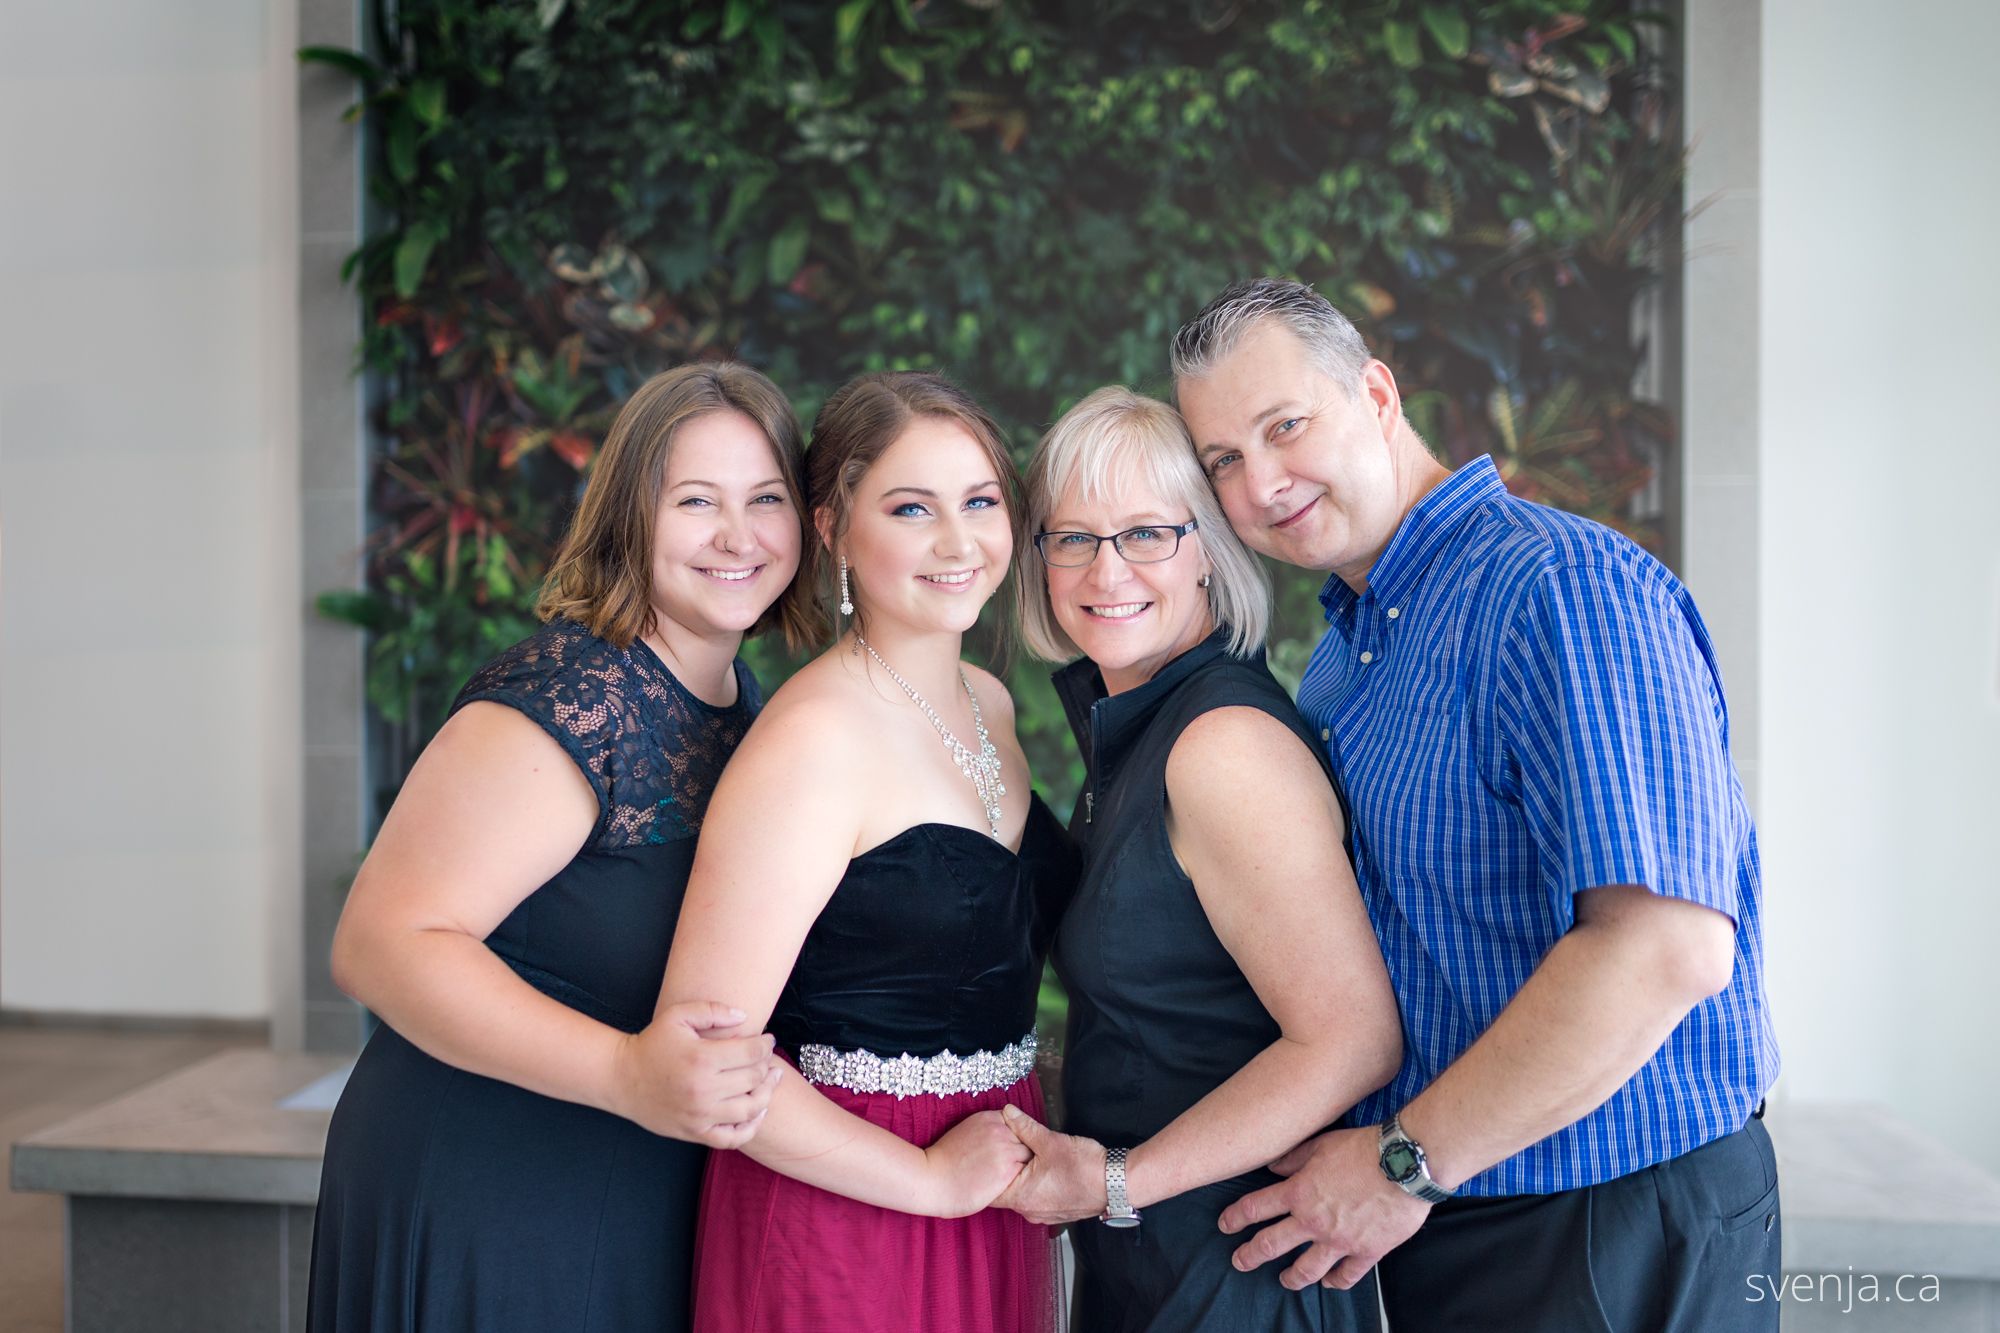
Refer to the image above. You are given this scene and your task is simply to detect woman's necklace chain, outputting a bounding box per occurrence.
[853,633,1006,839]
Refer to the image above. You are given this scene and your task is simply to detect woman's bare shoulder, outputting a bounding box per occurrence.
[736,648,877,752]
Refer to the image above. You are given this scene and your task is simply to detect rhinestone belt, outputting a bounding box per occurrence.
[795,1032,1038,1100]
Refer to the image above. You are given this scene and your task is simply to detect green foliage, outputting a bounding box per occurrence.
[306,0,1681,806]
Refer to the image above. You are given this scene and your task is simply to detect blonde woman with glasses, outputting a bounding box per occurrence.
[992,386,1401,1332]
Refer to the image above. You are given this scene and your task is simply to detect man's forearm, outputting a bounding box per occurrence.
[1396,901,1720,1190]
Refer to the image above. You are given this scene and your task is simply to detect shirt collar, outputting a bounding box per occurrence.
[1050,627,1236,767]
[1316,454,1507,618]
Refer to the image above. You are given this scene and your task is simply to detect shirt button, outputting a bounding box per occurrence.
[1360,651,1375,664]
[1386,607,1401,619]
[1320,728,1331,742]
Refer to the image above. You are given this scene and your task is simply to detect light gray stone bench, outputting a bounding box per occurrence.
[11,1049,348,1333]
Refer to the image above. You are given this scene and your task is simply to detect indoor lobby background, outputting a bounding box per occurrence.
[2,1,1997,1329]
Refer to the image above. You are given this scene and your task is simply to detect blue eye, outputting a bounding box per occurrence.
[966,494,1001,511]
[753,492,788,505]
[678,496,714,508]
[892,501,930,518]
[1054,532,1093,549]
[1275,417,1303,435]
[1208,452,1240,476]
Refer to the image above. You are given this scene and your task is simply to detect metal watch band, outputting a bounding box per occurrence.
[1380,1113,1453,1204]
[1101,1146,1141,1228]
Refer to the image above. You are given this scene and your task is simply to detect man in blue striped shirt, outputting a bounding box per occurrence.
[1172,278,1780,1330]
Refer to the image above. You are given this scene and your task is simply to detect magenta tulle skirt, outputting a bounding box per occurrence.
[691,1069,1062,1332]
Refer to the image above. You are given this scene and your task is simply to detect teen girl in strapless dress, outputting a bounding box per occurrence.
[658,372,1072,1332]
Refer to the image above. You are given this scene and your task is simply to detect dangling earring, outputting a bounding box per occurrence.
[839,555,854,617]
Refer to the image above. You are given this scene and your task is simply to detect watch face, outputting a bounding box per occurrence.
[1103,1214,1141,1230]
[1382,1140,1422,1183]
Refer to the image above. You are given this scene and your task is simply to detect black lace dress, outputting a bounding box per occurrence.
[308,620,761,1333]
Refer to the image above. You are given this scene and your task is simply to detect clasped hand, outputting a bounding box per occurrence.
[916,1102,1108,1223]
[946,1114,1435,1297]
[988,1104,1108,1225]
[611,1001,782,1149]
[1216,1126,1431,1291]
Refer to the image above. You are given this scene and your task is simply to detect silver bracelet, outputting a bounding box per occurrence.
[1101,1146,1141,1228]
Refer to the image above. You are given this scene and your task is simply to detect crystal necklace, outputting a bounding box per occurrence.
[853,632,1007,839]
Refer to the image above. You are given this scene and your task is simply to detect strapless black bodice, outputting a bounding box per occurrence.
[767,794,1075,1059]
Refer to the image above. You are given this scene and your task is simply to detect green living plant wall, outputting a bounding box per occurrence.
[309,0,1681,814]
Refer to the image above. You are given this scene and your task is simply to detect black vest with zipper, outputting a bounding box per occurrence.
[1049,628,1351,1148]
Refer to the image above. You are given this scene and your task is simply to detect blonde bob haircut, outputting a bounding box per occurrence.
[1021,385,1269,663]
[537,361,824,652]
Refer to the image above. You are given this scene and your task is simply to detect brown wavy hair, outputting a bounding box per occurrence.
[537,362,824,651]
[804,371,1024,648]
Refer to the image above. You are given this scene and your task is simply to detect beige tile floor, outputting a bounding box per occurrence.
[0,1025,257,1333]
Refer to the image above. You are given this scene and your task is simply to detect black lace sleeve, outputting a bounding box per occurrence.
[450,622,761,851]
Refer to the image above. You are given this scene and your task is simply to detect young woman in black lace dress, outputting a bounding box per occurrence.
[308,363,821,1332]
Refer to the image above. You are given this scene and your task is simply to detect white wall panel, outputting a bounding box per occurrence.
[1758,0,2000,1171]
[0,0,299,1020]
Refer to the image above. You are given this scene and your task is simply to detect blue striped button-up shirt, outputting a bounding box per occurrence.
[1298,455,1778,1196]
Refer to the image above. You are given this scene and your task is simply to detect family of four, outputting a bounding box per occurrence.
[308,278,1780,1332]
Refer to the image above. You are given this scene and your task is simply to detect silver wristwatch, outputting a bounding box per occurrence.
[1378,1112,1453,1204]
[1100,1146,1141,1228]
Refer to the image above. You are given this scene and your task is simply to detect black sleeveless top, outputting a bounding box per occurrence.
[1051,629,1349,1147]
[768,796,1075,1059]
[449,619,762,1031]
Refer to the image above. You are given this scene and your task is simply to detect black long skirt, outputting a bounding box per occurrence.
[307,1024,704,1333]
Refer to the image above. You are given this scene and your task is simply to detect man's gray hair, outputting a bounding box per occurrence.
[1170,277,1372,397]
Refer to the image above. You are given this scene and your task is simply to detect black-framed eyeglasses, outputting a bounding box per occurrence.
[1032,518,1198,568]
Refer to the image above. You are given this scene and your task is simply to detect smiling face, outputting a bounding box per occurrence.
[649,408,803,640]
[1043,475,1215,695]
[1176,320,1407,581]
[836,415,1013,638]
